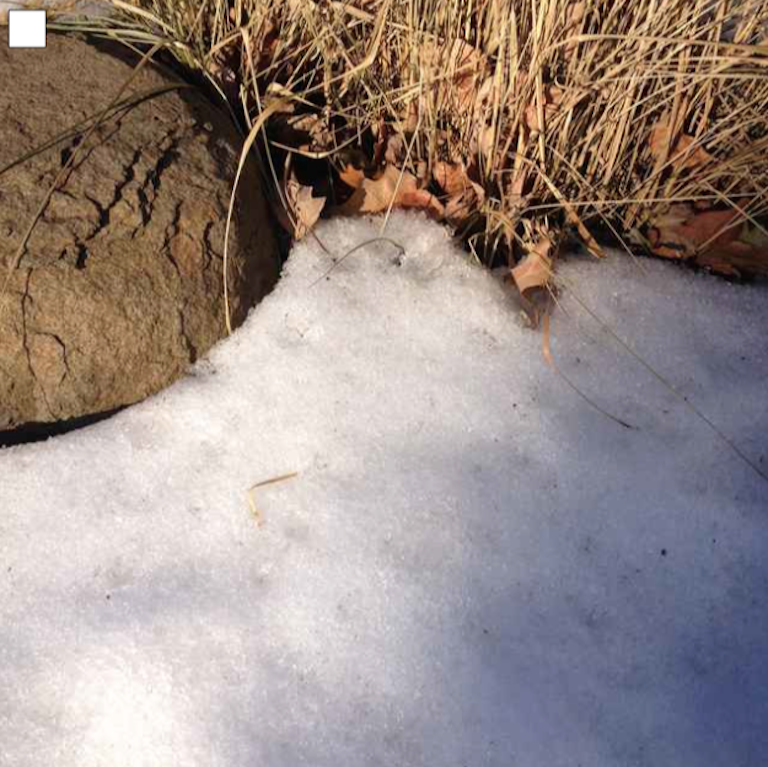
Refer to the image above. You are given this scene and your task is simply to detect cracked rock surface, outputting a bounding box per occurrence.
[0,32,280,433]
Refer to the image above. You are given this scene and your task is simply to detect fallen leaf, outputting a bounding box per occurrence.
[512,236,555,294]
[449,40,488,112]
[523,84,565,133]
[335,164,445,218]
[648,205,740,258]
[433,161,486,226]
[247,18,280,73]
[649,123,714,171]
[433,161,482,198]
[648,206,768,275]
[272,111,334,153]
[384,133,405,165]
[695,238,768,276]
[263,82,297,114]
[339,163,366,189]
[444,193,478,226]
[476,125,497,165]
[274,168,326,240]
[396,38,488,145]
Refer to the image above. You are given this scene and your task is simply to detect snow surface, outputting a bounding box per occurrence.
[1,213,766,767]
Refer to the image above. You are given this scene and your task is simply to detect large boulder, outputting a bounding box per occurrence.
[0,31,280,433]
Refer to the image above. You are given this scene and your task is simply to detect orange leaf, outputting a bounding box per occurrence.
[694,240,768,277]
[648,124,713,171]
[647,207,768,275]
[444,193,476,226]
[274,170,326,240]
[433,161,484,200]
[649,206,740,258]
[434,161,485,227]
[512,237,554,294]
[433,162,467,196]
[339,163,366,189]
[336,164,445,219]
[522,84,565,133]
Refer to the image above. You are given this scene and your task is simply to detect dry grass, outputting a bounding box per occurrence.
[52,0,768,283]
[5,0,766,478]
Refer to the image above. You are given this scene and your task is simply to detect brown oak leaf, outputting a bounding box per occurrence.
[335,164,445,219]
[274,169,326,240]
[512,236,555,294]
[648,124,714,171]
[649,206,768,275]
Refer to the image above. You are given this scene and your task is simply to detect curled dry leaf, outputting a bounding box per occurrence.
[433,161,486,226]
[433,161,481,197]
[648,205,739,258]
[462,76,501,169]
[384,133,405,166]
[450,41,488,113]
[264,82,297,114]
[274,168,326,240]
[523,84,565,133]
[444,195,475,225]
[473,124,497,166]
[648,205,768,276]
[695,236,768,276]
[335,163,445,218]
[648,123,714,171]
[512,236,555,294]
[339,162,366,189]
[387,36,487,123]
[400,38,490,161]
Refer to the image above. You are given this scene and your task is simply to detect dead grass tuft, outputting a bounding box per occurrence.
[58,0,768,299]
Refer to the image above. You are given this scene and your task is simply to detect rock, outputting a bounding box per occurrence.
[0,31,280,433]
[0,1,113,24]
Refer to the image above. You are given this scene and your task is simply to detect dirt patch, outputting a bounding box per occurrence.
[0,31,280,434]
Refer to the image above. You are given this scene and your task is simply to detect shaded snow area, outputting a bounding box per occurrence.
[1,213,767,767]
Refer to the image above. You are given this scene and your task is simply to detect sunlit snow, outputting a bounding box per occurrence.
[1,213,766,767]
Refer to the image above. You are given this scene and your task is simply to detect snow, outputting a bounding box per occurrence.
[1,212,766,767]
